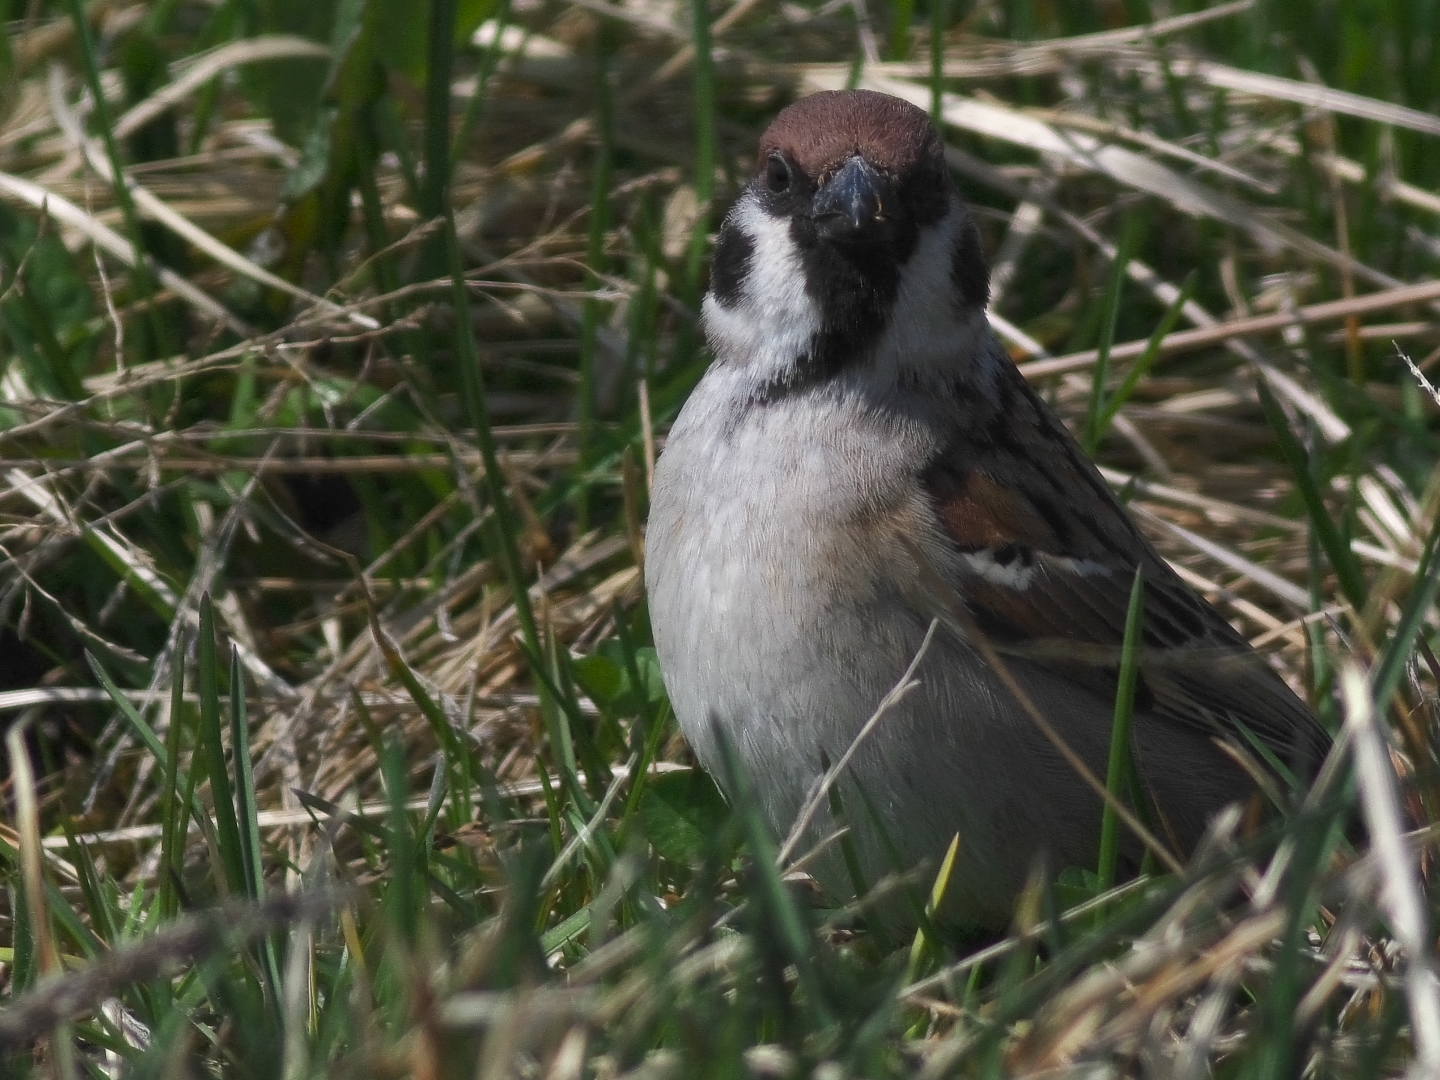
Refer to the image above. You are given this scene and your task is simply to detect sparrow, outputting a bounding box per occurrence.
[644,89,1330,930]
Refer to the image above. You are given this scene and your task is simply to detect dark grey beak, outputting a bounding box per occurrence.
[812,155,889,238]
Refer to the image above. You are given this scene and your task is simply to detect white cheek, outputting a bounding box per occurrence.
[702,196,821,369]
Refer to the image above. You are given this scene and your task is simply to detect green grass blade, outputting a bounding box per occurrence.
[196,594,246,897]
[1096,569,1145,890]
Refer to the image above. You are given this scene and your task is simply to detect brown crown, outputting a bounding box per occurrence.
[757,90,942,180]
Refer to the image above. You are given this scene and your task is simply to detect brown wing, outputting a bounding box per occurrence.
[919,376,1330,778]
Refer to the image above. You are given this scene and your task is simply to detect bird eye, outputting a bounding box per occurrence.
[764,153,792,193]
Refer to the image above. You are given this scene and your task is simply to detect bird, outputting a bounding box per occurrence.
[644,89,1330,930]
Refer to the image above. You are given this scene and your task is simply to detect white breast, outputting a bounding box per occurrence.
[648,374,904,748]
[645,372,1036,924]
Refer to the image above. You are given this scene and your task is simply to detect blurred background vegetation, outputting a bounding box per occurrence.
[1,0,1437,1075]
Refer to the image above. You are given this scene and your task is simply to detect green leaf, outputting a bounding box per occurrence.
[636,768,729,865]
[374,0,495,81]
[574,643,668,713]
[571,653,625,707]
[1052,865,1105,911]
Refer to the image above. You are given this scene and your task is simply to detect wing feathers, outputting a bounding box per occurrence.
[919,409,1330,777]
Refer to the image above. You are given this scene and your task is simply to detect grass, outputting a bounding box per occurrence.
[1,0,1438,1075]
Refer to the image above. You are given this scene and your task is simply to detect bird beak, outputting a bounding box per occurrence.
[812,155,889,238]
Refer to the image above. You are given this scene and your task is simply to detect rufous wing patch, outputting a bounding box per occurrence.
[928,467,1063,554]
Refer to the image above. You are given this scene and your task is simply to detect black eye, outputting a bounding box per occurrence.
[764,153,792,193]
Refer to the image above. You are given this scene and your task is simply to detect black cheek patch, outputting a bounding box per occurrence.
[709,226,754,309]
[949,217,991,310]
